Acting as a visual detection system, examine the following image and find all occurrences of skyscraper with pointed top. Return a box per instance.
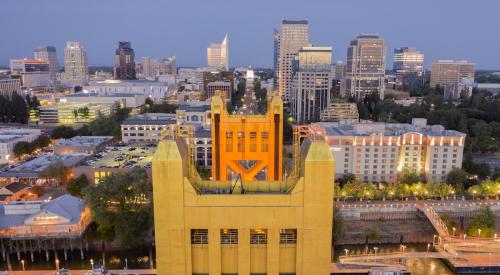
[207,34,229,70]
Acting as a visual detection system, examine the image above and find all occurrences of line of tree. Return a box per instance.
[0,93,29,123]
[12,134,50,159]
[254,80,268,114]
[142,98,178,114]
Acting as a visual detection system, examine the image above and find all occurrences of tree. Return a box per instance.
[51,126,77,139]
[446,169,468,193]
[401,171,420,184]
[33,134,50,149]
[39,161,69,186]
[83,168,153,247]
[332,205,343,245]
[467,207,496,237]
[13,141,33,158]
[67,174,89,197]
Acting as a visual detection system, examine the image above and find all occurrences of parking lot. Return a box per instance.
[82,145,156,169]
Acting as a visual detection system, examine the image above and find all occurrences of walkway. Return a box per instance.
[6,269,156,275]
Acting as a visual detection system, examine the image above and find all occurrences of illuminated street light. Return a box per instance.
[21,259,25,271]
[427,243,431,252]
[344,249,349,256]
[55,259,59,271]
[90,259,94,271]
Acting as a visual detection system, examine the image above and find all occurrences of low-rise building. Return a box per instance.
[60,92,147,108]
[175,101,211,126]
[10,59,51,88]
[320,103,359,123]
[121,113,176,144]
[206,81,232,100]
[38,102,113,125]
[311,118,465,183]
[0,195,90,239]
[83,79,169,100]
[54,136,114,155]
[0,128,42,164]
[0,153,87,185]
[0,182,33,203]
[72,145,155,185]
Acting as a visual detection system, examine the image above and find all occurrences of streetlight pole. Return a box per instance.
[55,259,59,271]
[478,229,481,239]
[21,259,25,271]
[125,258,128,270]
[90,259,94,271]
[452,227,456,237]
[344,249,349,257]
[427,243,431,253]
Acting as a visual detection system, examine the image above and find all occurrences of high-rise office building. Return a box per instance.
[393,47,424,76]
[273,28,280,89]
[334,61,347,80]
[207,34,229,70]
[430,60,475,88]
[159,56,176,76]
[34,46,59,85]
[114,42,136,80]
[291,46,333,123]
[152,95,334,275]
[140,57,159,79]
[345,34,386,100]
[63,41,89,87]
[277,20,309,101]
[10,59,51,88]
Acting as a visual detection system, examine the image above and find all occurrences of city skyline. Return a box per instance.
[1,0,500,69]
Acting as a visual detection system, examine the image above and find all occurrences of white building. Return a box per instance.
[207,34,229,70]
[60,92,147,108]
[0,128,41,164]
[83,79,169,100]
[175,101,211,126]
[63,41,89,87]
[10,59,51,88]
[311,118,465,183]
[121,113,176,144]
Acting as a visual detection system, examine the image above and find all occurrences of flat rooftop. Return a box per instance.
[64,92,144,98]
[315,121,466,137]
[122,113,176,125]
[81,145,156,169]
[0,153,87,178]
[55,136,113,148]
[178,102,211,112]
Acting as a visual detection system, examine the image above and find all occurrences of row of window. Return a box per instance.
[190,229,297,245]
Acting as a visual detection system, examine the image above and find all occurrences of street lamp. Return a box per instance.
[478,229,482,239]
[402,245,406,253]
[21,259,25,271]
[55,259,59,271]
[125,258,128,270]
[452,227,456,237]
[464,234,467,240]
[374,247,379,255]
[433,234,437,244]
[344,249,349,256]
[427,243,431,252]
[90,259,94,271]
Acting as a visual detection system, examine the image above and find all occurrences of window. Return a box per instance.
[280,229,297,244]
[221,229,238,244]
[237,132,245,152]
[250,229,267,244]
[261,131,269,152]
[191,229,208,244]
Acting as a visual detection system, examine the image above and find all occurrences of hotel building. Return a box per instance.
[309,118,465,183]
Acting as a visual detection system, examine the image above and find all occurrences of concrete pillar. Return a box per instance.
[208,228,221,275]
[238,228,250,275]
[267,228,279,275]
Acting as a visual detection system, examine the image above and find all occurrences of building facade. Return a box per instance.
[290,46,332,124]
[114,42,136,80]
[0,128,41,163]
[83,79,169,100]
[152,95,334,275]
[39,102,112,124]
[430,60,475,88]
[311,118,465,183]
[206,81,232,100]
[10,59,51,88]
[345,34,386,100]
[121,113,176,144]
[393,47,424,76]
[34,46,59,85]
[207,34,229,70]
[0,79,21,97]
[320,103,359,123]
[63,41,89,87]
[277,20,309,101]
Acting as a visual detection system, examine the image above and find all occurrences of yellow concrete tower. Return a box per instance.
[152,95,335,275]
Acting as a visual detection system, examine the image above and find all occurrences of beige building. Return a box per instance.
[277,20,309,101]
[311,118,465,183]
[430,60,475,88]
[345,34,386,100]
[63,41,89,87]
[0,79,21,97]
[320,103,359,123]
[207,34,229,70]
[206,81,232,100]
[121,113,176,144]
